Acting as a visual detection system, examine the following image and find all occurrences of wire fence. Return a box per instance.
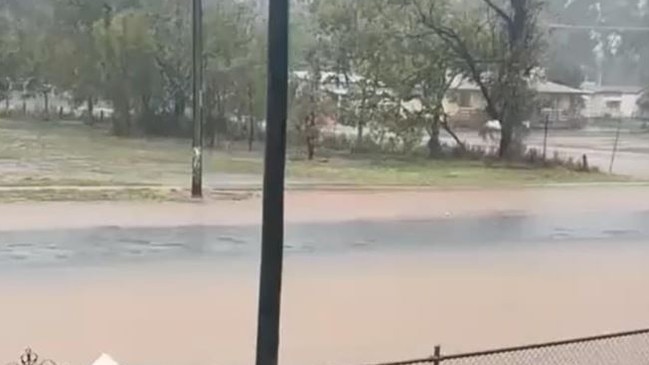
[364,329,649,365]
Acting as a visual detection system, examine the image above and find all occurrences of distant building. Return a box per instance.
[446,78,590,128]
[581,83,646,119]
[291,70,592,130]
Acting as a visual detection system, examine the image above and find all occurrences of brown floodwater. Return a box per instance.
[1,187,648,365]
[0,248,648,365]
[2,186,649,231]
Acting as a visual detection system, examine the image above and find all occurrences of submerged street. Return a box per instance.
[0,187,648,365]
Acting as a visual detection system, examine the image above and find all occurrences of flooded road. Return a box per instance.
[1,187,648,365]
[0,212,649,269]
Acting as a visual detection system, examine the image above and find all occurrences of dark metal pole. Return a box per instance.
[191,0,204,198]
[255,0,289,364]
[432,345,442,365]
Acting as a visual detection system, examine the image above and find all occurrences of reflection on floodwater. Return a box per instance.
[1,210,648,269]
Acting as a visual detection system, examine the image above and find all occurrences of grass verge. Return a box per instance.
[287,156,625,187]
[0,118,631,201]
[0,187,257,203]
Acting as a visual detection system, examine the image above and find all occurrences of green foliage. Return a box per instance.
[0,0,266,138]
[202,0,265,146]
[412,0,544,157]
[0,0,549,162]
[93,9,161,134]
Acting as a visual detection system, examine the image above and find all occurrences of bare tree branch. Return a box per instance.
[414,8,500,121]
[482,0,513,27]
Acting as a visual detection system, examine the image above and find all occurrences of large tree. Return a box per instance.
[311,0,393,150]
[413,0,544,157]
[0,9,18,110]
[93,9,161,135]
[149,0,192,133]
[49,0,109,122]
[382,1,464,156]
[203,0,258,147]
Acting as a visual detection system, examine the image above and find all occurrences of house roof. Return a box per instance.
[292,71,364,85]
[535,81,591,95]
[451,77,590,95]
[291,70,393,96]
[581,84,645,95]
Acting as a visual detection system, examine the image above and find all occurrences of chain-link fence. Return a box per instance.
[365,329,649,365]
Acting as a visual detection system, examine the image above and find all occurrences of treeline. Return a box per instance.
[2,0,646,158]
[0,0,266,146]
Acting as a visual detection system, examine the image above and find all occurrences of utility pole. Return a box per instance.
[255,0,289,364]
[191,0,204,198]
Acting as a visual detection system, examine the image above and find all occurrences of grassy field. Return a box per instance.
[289,157,624,186]
[0,118,626,199]
[0,119,262,187]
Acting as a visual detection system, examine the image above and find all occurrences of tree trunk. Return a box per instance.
[442,124,465,149]
[236,108,244,140]
[112,100,131,136]
[207,92,225,148]
[207,116,216,148]
[173,92,185,132]
[441,116,465,151]
[499,123,513,158]
[247,84,255,151]
[427,126,441,158]
[306,137,315,160]
[306,112,316,160]
[174,93,186,118]
[355,121,364,151]
[86,97,95,125]
[43,91,49,121]
[248,116,255,152]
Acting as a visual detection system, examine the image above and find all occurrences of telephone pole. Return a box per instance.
[191,0,204,198]
[254,0,289,363]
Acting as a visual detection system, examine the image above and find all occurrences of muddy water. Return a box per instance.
[1,250,649,365]
[0,212,648,268]
[3,186,649,231]
[1,188,649,365]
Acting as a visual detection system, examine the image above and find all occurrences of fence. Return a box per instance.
[364,329,649,365]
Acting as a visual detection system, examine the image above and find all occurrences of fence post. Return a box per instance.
[609,118,622,174]
[433,345,442,365]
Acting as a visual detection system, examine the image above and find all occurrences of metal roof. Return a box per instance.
[581,84,645,95]
[451,77,590,95]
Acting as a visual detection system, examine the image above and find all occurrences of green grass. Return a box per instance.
[287,156,623,187]
[0,118,626,201]
[0,118,263,187]
[0,186,257,202]
[0,188,172,202]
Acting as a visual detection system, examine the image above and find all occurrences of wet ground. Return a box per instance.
[447,127,649,178]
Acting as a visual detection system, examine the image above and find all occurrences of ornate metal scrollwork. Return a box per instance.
[7,348,56,365]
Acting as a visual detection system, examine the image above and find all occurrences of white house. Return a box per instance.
[446,78,591,128]
[581,83,645,119]
[291,70,592,130]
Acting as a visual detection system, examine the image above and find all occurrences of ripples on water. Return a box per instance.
[1,211,648,268]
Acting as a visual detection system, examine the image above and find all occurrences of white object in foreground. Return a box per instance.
[91,354,120,365]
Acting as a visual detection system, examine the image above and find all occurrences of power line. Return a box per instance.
[547,23,649,32]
